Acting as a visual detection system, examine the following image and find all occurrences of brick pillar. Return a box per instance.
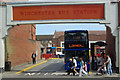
[106,26,116,68]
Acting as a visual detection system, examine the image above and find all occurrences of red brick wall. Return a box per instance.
[36,41,42,60]
[88,35,106,41]
[58,35,64,47]
[6,24,41,68]
[29,24,36,40]
[106,26,116,67]
[52,38,58,47]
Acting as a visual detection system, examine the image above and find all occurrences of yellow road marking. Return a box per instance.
[16,60,47,74]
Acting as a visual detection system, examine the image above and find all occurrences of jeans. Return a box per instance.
[107,64,112,75]
[79,66,88,77]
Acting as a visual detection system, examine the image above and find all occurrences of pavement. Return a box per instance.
[1,58,120,79]
[12,58,59,72]
[12,58,46,72]
[2,58,47,77]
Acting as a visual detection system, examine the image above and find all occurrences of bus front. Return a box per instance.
[64,30,89,71]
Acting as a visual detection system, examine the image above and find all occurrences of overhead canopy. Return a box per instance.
[95,41,107,46]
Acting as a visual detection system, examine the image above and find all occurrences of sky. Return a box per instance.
[28,0,106,35]
[36,23,106,35]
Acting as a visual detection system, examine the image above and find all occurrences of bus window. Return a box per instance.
[57,48,61,52]
[65,32,87,41]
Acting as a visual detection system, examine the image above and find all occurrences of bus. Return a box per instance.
[56,47,64,58]
[51,47,64,58]
[64,30,89,70]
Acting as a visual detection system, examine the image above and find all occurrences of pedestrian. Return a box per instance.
[98,55,104,68]
[72,57,78,74]
[101,50,105,58]
[84,62,88,73]
[79,58,88,77]
[67,58,75,76]
[31,52,36,64]
[94,56,99,70]
[87,61,90,73]
[104,54,112,75]
[103,63,107,74]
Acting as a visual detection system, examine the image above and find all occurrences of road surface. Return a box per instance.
[2,58,120,79]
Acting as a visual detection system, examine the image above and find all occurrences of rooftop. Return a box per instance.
[36,35,54,41]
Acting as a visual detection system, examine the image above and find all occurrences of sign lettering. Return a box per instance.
[69,44,84,48]
[13,4,104,21]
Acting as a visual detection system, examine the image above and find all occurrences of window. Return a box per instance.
[65,32,87,41]
[31,34,33,40]
[62,43,64,47]
[57,48,61,52]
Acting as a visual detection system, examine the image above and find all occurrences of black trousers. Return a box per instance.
[67,68,75,76]
[32,58,36,64]
[94,63,98,70]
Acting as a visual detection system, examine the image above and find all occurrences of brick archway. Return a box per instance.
[0,1,119,72]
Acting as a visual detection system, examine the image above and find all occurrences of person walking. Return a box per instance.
[94,56,99,70]
[84,62,88,74]
[67,58,75,76]
[101,50,105,58]
[104,55,112,75]
[72,57,78,74]
[31,52,36,64]
[103,63,107,74]
[98,55,104,68]
[79,58,88,77]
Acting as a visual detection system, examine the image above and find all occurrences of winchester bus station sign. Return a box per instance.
[6,2,110,25]
[13,4,104,21]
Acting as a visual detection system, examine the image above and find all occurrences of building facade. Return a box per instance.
[52,31,64,47]
[106,26,116,68]
[5,24,41,68]
[36,35,53,54]
[88,31,106,48]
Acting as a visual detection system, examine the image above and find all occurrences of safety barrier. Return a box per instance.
[42,54,57,60]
